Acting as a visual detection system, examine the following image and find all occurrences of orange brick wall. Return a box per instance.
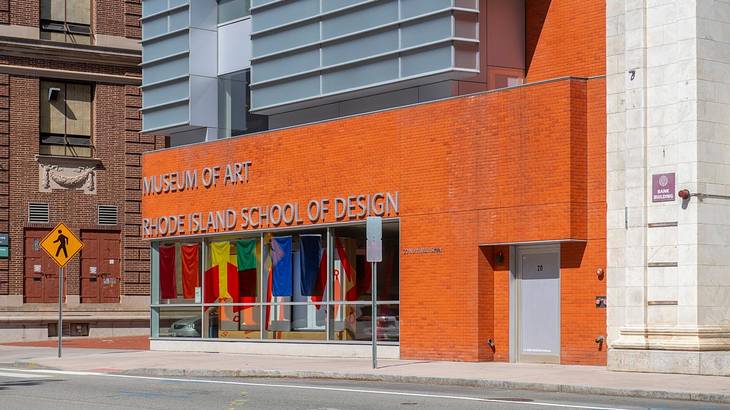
[525,0,606,82]
[559,77,607,364]
[142,78,606,364]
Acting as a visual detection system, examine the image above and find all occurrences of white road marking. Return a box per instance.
[0,368,625,410]
[0,370,50,379]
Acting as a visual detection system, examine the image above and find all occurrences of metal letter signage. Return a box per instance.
[652,173,675,202]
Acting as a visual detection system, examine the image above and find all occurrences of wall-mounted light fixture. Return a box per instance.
[495,250,504,265]
[678,189,730,201]
[596,268,604,280]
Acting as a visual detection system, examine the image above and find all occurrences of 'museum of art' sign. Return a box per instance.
[141,160,399,238]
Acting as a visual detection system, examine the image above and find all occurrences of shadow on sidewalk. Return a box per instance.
[376,361,434,369]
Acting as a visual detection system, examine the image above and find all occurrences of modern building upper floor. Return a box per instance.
[140,0,606,145]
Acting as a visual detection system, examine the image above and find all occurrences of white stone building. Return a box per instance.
[608,0,730,375]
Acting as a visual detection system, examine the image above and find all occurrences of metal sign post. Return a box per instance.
[371,261,377,368]
[39,222,84,360]
[366,217,382,369]
[58,266,63,358]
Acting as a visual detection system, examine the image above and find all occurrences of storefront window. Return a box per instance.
[152,307,201,338]
[204,304,261,340]
[330,303,400,342]
[156,241,202,305]
[333,225,399,302]
[204,236,261,305]
[151,221,399,343]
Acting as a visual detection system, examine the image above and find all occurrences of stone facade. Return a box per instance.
[0,0,163,341]
[607,0,730,375]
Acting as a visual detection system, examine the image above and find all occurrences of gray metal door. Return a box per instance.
[517,248,560,363]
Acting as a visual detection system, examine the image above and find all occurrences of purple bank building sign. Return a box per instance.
[652,173,675,202]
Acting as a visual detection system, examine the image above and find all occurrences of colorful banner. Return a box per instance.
[210,241,233,300]
[159,245,177,299]
[203,265,218,307]
[271,236,292,297]
[180,244,199,299]
[236,239,258,298]
[299,234,322,296]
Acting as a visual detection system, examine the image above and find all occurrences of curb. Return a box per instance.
[115,367,730,404]
[12,360,730,404]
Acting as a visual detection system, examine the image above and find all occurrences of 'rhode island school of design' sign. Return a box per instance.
[652,173,675,202]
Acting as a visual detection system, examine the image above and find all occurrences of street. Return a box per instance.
[0,366,727,410]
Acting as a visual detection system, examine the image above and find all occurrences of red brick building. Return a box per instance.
[140,1,607,364]
[0,0,162,340]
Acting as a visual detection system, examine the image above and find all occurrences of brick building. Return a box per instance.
[0,0,163,340]
[138,0,609,365]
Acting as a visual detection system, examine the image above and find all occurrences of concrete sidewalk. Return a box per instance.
[1,335,149,350]
[3,345,730,404]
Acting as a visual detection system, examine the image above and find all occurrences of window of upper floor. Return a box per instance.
[40,81,93,158]
[40,0,92,45]
[218,0,250,25]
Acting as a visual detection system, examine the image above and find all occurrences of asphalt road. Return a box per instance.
[0,366,727,410]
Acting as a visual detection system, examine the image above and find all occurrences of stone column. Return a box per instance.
[607,0,730,375]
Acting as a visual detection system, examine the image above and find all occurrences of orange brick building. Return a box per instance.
[141,0,606,365]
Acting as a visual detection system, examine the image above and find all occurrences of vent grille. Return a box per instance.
[98,205,118,225]
[28,203,50,224]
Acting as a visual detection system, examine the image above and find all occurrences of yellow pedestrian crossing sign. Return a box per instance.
[40,222,83,267]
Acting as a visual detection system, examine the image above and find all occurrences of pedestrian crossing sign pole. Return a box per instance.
[40,222,84,358]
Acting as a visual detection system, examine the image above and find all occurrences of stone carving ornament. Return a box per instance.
[42,164,96,192]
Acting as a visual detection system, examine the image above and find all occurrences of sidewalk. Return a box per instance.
[1,335,149,350]
[3,345,730,404]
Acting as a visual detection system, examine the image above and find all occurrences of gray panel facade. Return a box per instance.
[140,0,525,137]
[249,0,480,114]
[140,0,218,134]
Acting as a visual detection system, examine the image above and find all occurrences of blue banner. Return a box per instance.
[299,234,322,296]
[271,236,292,297]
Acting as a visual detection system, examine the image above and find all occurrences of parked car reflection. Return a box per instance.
[169,316,201,337]
[354,305,399,341]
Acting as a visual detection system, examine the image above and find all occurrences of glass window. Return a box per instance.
[40,0,91,44]
[330,303,399,342]
[204,304,261,339]
[218,0,250,24]
[333,223,399,302]
[39,81,93,158]
[157,242,202,304]
[260,231,328,340]
[204,235,262,305]
[151,222,399,343]
[218,70,268,138]
[201,234,263,340]
[153,307,202,338]
[218,75,247,138]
